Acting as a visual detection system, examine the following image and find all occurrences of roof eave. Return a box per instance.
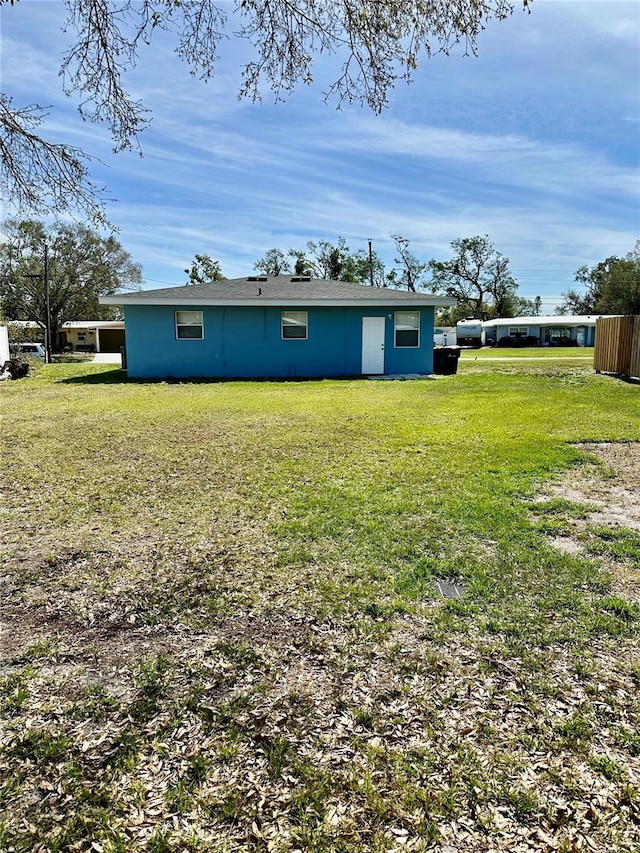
[482,314,607,327]
[100,296,456,308]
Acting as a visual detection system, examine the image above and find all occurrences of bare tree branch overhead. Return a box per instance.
[0,96,112,228]
[2,0,531,225]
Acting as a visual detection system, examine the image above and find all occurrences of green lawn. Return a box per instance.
[460,346,594,359]
[1,361,638,852]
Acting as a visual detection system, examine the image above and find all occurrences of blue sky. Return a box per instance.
[2,1,638,311]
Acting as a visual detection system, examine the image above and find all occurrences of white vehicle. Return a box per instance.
[456,319,484,348]
[14,342,46,358]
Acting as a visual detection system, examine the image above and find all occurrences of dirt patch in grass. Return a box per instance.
[535,442,640,602]
[550,442,640,531]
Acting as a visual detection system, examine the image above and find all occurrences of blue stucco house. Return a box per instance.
[101,276,454,380]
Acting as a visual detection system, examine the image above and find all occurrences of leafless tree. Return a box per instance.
[391,235,428,292]
[429,235,518,318]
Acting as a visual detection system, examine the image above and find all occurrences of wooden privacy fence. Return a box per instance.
[594,315,640,379]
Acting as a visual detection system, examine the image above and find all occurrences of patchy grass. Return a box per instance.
[1,360,639,852]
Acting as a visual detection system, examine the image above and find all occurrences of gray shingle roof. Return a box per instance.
[102,276,454,307]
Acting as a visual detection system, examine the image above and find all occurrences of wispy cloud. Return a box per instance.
[1,0,638,310]
[329,118,637,200]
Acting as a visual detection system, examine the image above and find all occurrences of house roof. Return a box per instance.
[482,314,618,328]
[100,276,455,308]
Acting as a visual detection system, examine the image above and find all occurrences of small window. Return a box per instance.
[395,311,420,347]
[509,326,529,337]
[282,311,308,339]
[176,310,203,339]
[548,326,572,344]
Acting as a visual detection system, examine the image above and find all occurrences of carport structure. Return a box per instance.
[58,321,125,353]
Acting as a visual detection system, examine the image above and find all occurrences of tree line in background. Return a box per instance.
[0,219,141,351]
[2,219,638,351]
[189,234,640,322]
[187,234,537,324]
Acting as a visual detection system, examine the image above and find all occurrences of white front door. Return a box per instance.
[361,316,385,374]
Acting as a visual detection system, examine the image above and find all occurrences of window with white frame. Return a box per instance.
[281,311,308,339]
[395,311,420,347]
[175,310,203,339]
[509,326,529,337]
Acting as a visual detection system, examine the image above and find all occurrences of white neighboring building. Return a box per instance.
[0,326,10,363]
[482,315,611,347]
[434,326,457,346]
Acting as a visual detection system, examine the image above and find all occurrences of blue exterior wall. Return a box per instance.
[123,304,436,379]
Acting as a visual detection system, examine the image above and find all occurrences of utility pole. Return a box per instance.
[44,242,52,364]
[368,240,374,287]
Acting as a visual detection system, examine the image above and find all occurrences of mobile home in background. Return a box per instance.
[456,318,485,348]
[482,316,603,348]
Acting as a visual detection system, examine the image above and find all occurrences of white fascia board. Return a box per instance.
[484,315,602,328]
[100,296,456,308]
